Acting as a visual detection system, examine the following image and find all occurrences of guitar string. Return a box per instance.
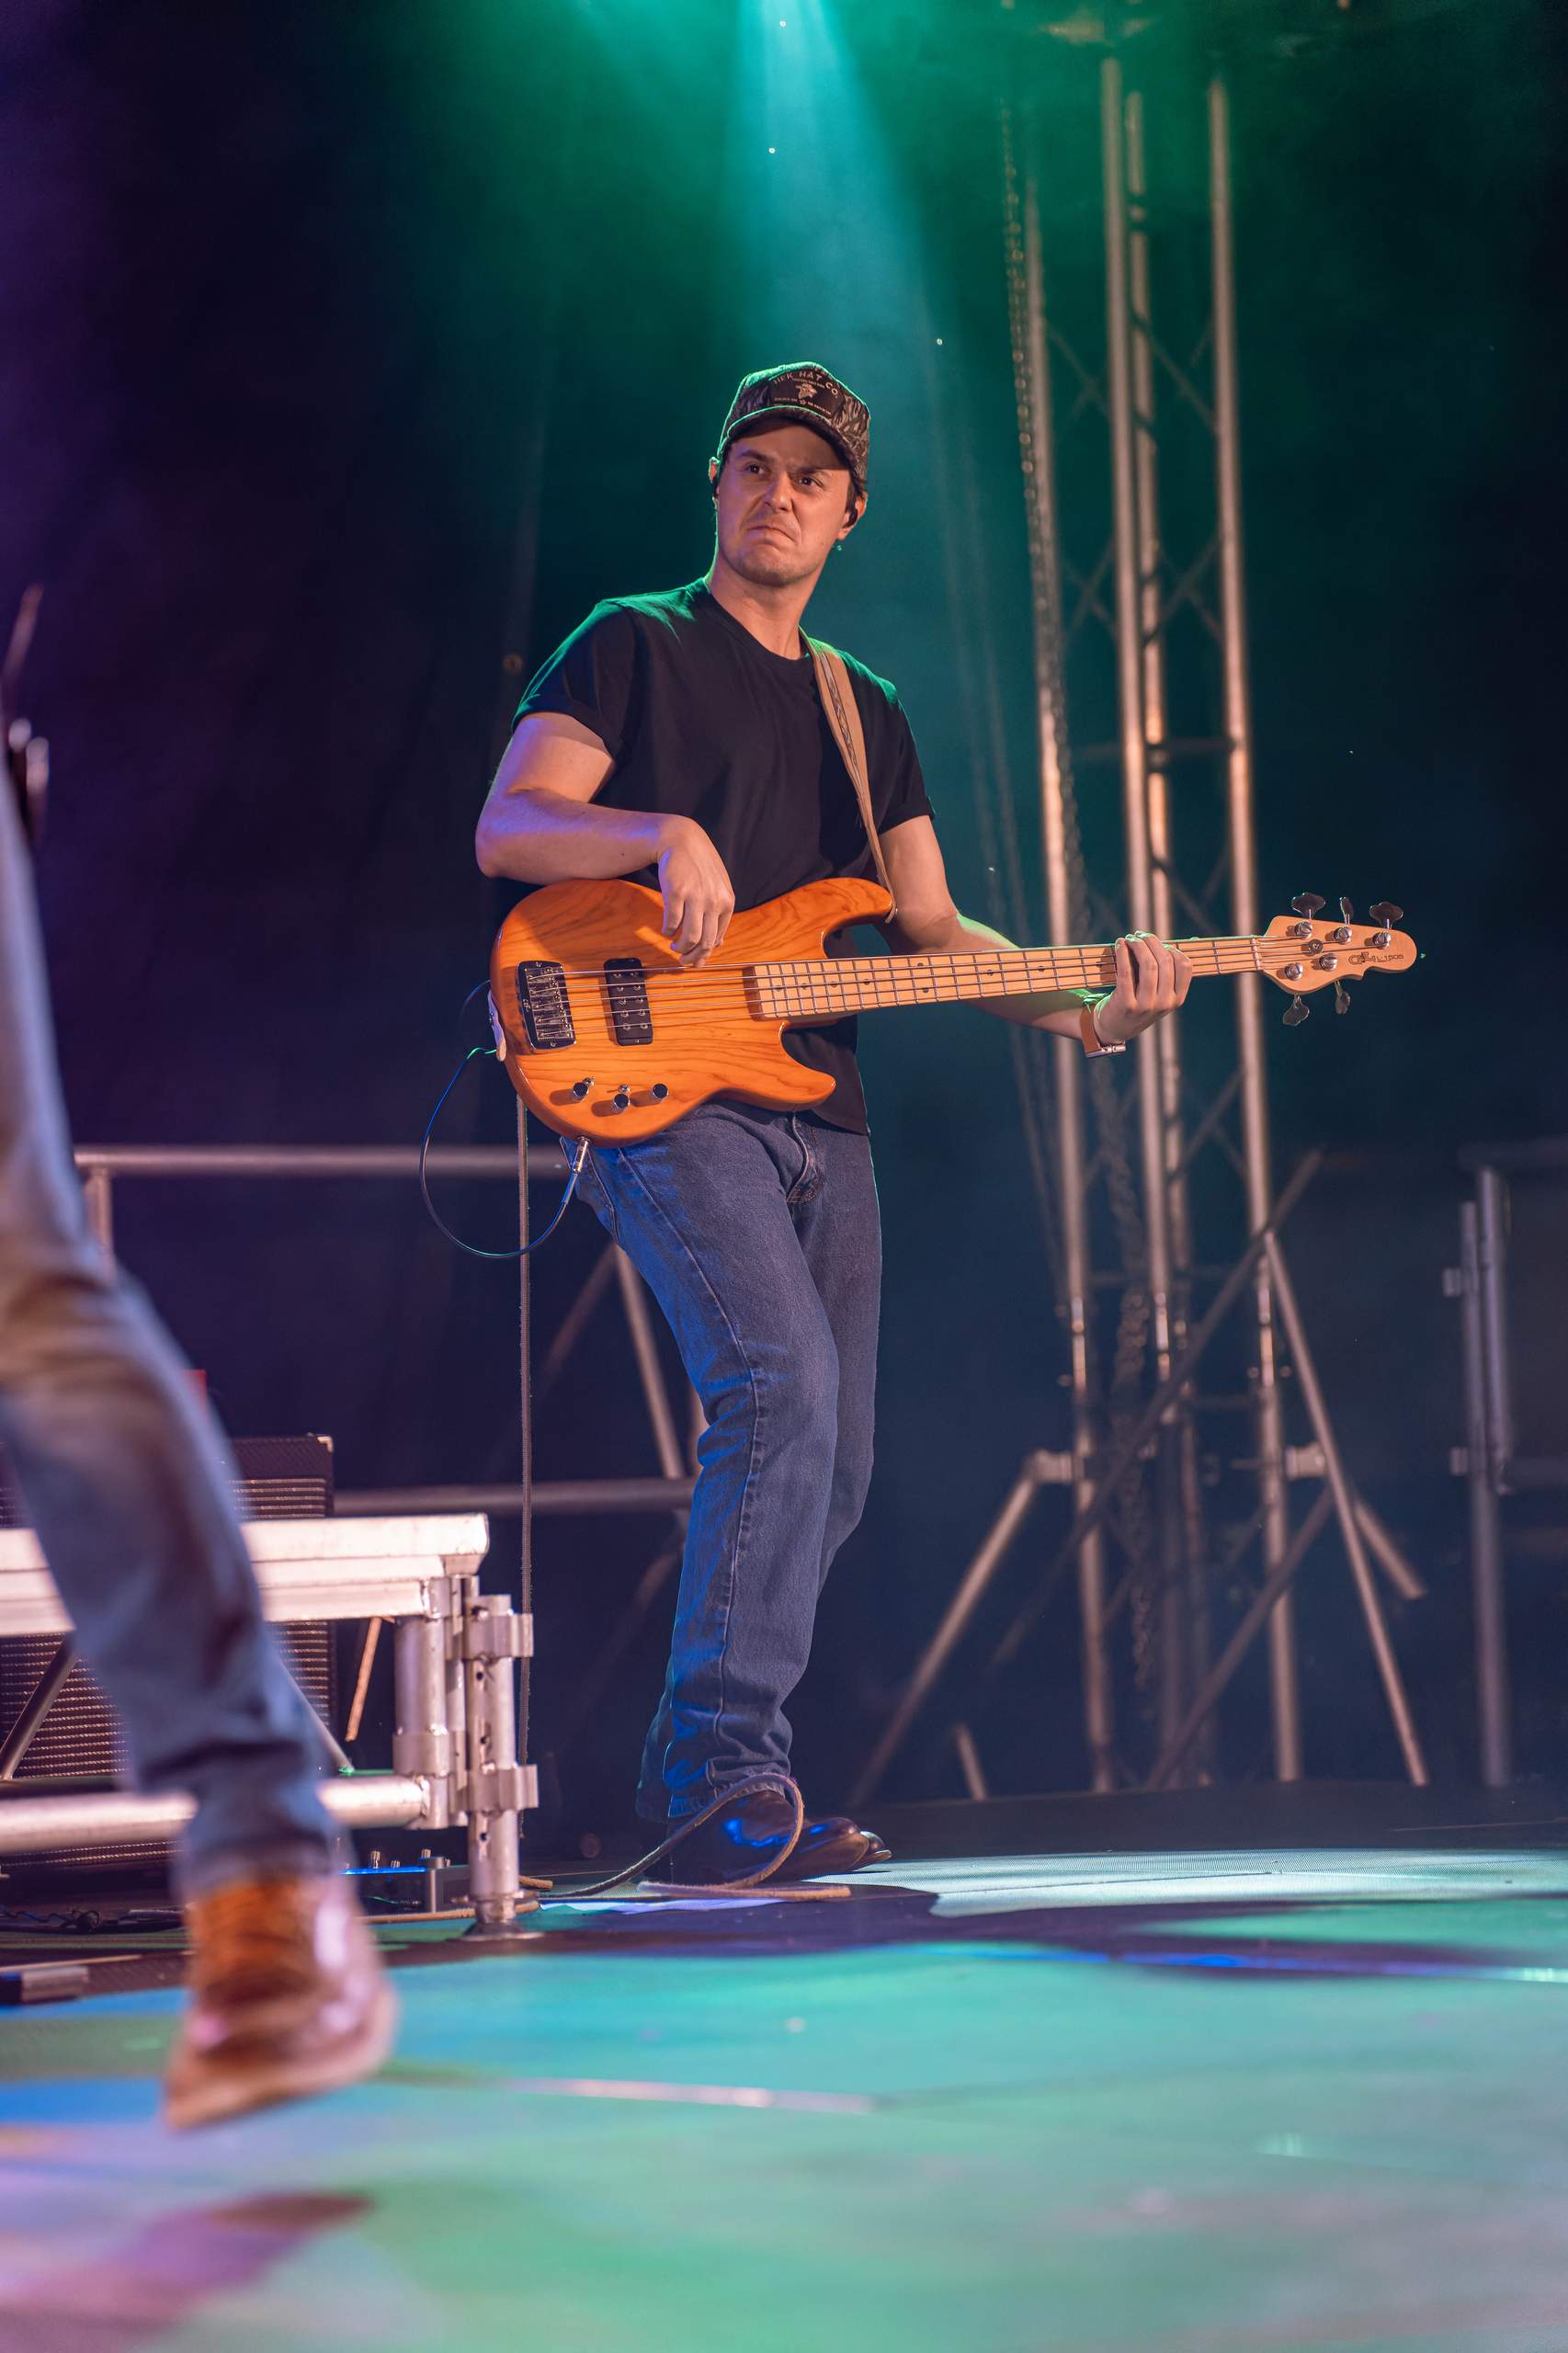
[516,946,1293,994]
[508,963,1328,1016]
[530,939,1271,976]
[506,962,1311,1019]
[507,990,1348,1033]
[500,941,1387,1046]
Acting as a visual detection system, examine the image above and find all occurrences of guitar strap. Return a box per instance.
[806,636,895,913]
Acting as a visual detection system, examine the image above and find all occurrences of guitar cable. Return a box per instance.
[551,1773,807,1899]
[341,1778,810,1915]
[418,987,588,1261]
[418,995,820,1896]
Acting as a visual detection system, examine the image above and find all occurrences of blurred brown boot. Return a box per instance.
[164,1872,396,2131]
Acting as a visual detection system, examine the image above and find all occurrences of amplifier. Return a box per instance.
[0,1436,337,1874]
[0,1432,334,1529]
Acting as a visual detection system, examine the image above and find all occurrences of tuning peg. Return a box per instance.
[1368,902,1403,927]
[1283,995,1310,1027]
[1334,980,1351,1015]
[1325,892,1358,945]
[1290,892,1325,918]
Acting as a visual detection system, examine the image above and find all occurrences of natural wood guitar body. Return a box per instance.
[490,875,893,1142]
[490,875,1416,1144]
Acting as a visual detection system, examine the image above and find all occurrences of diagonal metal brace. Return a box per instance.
[1145,1487,1335,1791]
[848,1156,1322,1809]
[987,1152,1321,1676]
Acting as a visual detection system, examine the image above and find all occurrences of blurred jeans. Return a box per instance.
[0,774,332,1894]
[576,1101,881,1820]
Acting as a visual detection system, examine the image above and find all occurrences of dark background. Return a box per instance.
[4,0,1564,1835]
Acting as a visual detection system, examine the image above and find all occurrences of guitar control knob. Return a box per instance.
[611,1086,631,1112]
[570,1077,594,1100]
[650,1083,669,1102]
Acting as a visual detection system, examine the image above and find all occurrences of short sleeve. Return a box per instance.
[870,690,934,835]
[514,601,640,759]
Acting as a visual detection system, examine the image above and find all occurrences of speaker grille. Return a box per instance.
[0,1432,334,1529]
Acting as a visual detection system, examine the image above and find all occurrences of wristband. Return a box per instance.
[1080,997,1127,1058]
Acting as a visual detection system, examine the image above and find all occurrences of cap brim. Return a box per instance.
[722,405,864,488]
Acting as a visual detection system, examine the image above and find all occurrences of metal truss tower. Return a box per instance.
[1035,52,1298,1779]
[854,23,1429,1807]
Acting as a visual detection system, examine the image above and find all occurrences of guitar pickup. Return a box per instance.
[514,961,574,1050]
[604,959,653,1046]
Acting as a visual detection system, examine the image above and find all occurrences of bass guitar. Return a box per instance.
[490,875,1415,1142]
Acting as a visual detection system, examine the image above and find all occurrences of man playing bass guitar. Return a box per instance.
[475,364,1192,1882]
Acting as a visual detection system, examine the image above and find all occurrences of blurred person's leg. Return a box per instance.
[0,775,392,2123]
[0,773,329,1887]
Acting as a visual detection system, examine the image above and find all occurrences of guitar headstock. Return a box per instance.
[1262,897,1415,1024]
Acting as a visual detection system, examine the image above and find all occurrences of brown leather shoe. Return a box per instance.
[164,1872,396,2131]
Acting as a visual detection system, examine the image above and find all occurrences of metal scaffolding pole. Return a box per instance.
[1102,59,1176,1401]
[1017,137,1116,1792]
[1110,69,1199,1757]
[1127,88,1193,1298]
[1130,94,1212,1763]
[1209,74,1301,1778]
[1459,1181,1511,1786]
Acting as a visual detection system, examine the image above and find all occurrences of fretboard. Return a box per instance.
[751,938,1262,1021]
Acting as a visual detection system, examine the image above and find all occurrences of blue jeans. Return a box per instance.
[577,1102,881,1821]
[0,775,333,1895]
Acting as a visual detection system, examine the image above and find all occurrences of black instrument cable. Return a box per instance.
[417,997,812,1899]
[336,1778,808,1915]
[560,1774,806,1898]
[418,985,587,1261]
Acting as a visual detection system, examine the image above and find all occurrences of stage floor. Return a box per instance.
[6,1838,1568,2350]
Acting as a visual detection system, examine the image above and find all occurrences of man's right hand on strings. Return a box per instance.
[657,819,734,966]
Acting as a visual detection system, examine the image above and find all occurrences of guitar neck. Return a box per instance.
[754,938,1260,1019]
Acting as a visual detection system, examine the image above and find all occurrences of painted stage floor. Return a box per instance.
[6,1843,1568,2351]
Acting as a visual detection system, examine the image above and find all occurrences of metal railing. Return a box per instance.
[72,1143,695,1523]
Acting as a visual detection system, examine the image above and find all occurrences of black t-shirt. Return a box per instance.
[513,580,933,1130]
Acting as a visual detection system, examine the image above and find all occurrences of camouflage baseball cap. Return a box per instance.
[717,362,869,495]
